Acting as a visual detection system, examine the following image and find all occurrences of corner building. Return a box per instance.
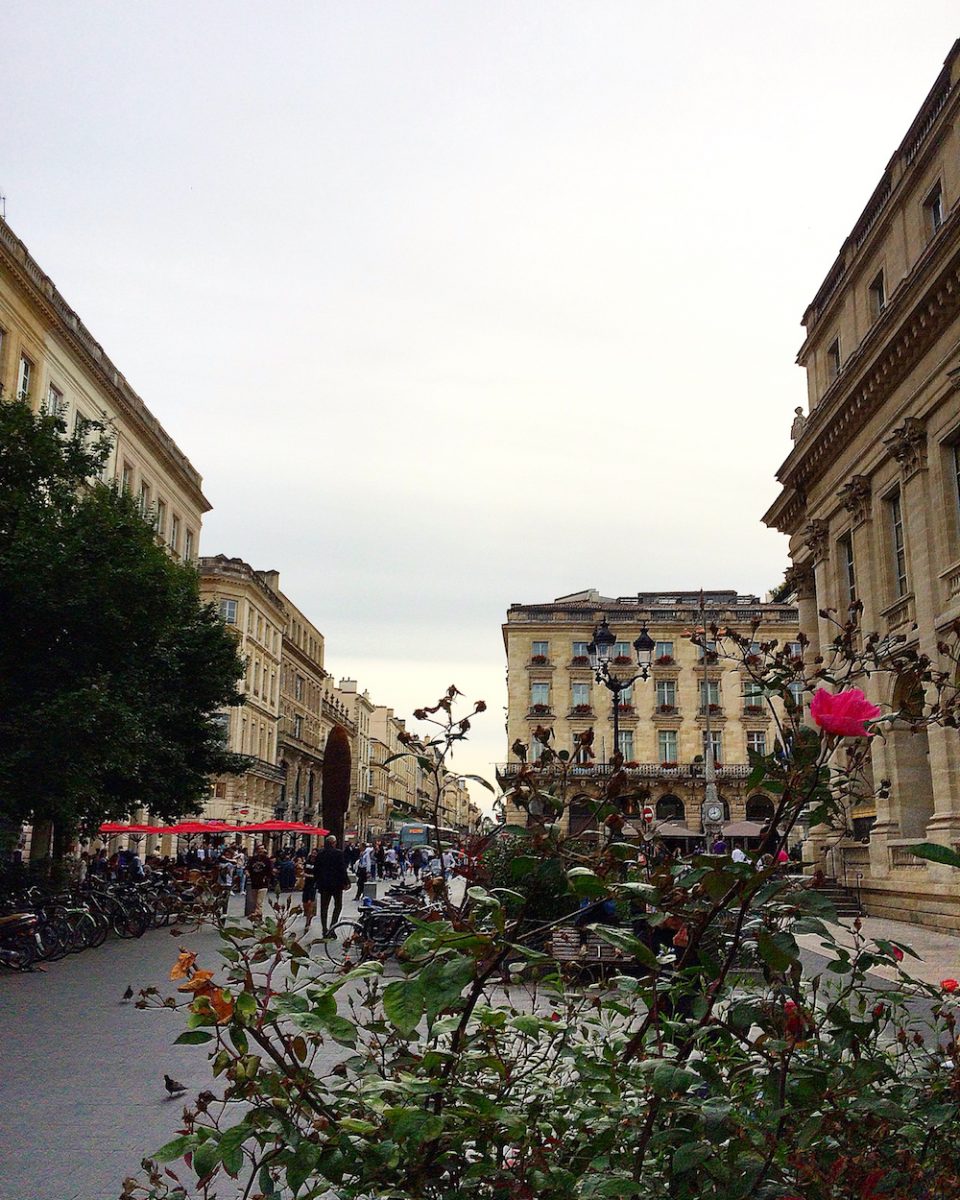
[0,217,208,561]
[764,40,960,928]
[499,590,798,840]
[199,556,286,830]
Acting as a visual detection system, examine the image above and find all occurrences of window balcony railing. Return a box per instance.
[571,656,590,667]
[496,761,751,781]
[698,704,724,717]
[654,655,675,667]
[530,654,549,665]
[569,705,594,717]
[527,704,553,717]
[655,703,677,715]
[742,704,766,717]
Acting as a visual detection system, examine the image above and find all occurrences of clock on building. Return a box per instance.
[704,801,724,824]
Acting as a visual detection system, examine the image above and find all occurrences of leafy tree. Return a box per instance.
[0,399,247,855]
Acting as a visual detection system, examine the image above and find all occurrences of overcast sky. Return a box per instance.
[4,3,958,806]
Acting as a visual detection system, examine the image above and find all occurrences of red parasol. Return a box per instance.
[241,820,328,835]
[98,822,167,834]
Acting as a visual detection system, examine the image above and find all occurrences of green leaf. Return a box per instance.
[152,1134,196,1164]
[192,1138,219,1180]
[673,1142,712,1173]
[462,773,495,792]
[422,956,473,1023]
[286,1143,320,1194]
[509,855,540,880]
[383,978,424,1037]
[757,929,799,972]
[567,868,608,898]
[650,1063,700,1095]
[259,1163,280,1197]
[907,842,960,869]
[509,1014,543,1036]
[235,990,257,1021]
[174,1029,213,1045]
[591,925,659,969]
[746,760,766,789]
[340,1118,379,1134]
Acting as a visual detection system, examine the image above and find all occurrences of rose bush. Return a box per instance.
[123,619,960,1199]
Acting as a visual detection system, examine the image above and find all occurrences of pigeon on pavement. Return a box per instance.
[164,1074,187,1097]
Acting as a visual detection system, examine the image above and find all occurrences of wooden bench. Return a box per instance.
[548,925,622,965]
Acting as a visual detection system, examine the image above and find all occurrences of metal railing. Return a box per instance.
[496,761,751,780]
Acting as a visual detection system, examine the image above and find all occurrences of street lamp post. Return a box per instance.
[588,619,656,762]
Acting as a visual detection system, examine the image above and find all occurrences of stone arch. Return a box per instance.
[321,725,352,842]
[745,794,775,824]
[887,673,934,838]
[656,793,685,822]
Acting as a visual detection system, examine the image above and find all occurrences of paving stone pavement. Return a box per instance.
[795,911,960,987]
[0,890,358,1200]
[3,879,953,1200]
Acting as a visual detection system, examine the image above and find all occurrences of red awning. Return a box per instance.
[98,819,329,836]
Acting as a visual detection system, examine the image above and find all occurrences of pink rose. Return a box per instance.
[809,688,882,737]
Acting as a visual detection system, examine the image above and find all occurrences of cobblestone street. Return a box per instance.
[1,886,953,1200]
[0,893,357,1200]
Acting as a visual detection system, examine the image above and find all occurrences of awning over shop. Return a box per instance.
[722,821,765,838]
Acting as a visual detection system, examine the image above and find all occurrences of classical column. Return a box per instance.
[883,418,960,870]
[784,559,819,662]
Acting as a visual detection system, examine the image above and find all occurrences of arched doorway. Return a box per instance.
[745,794,775,824]
[888,675,934,839]
[656,794,685,822]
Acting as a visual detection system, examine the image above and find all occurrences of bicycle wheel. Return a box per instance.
[87,910,109,948]
[36,913,71,961]
[70,911,98,952]
[324,921,364,966]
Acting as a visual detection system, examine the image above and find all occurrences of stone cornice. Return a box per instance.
[198,555,286,614]
[0,217,211,512]
[764,234,960,534]
[799,42,959,340]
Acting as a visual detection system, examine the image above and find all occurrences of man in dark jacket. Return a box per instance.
[314,835,350,938]
[245,845,275,920]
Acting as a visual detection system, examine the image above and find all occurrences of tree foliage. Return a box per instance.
[0,399,247,842]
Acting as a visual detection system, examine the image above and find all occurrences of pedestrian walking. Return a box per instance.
[245,845,274,919]
[410,846,423,880]
[314,835,350,938]
[302,848,318,927]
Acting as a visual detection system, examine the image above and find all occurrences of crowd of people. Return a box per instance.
[78,835,464,931]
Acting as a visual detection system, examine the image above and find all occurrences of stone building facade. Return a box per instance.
[259,574,330,829]
[499,590,799,839]
[0,216,210,860]
[0,216,208,562]
[764,40,960,929]
[334,679,376,841]
[199,557,286,830]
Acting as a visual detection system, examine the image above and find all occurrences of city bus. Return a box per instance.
[396,822,457,850]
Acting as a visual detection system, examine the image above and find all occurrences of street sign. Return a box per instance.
[641,805,654,823]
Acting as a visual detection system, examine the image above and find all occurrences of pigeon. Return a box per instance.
[121,984,134,1001]
[164,1074,187,1097]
